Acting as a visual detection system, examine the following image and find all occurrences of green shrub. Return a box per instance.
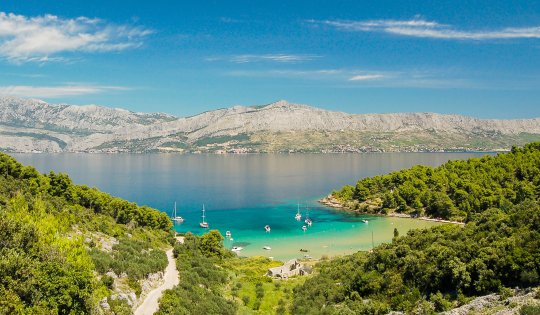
[127,277,142,297]
[101,275,114,289]
[253,299,261,310]
[108,298,132,315]
[520,304,540,315]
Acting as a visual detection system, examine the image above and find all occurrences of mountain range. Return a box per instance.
[1,96,539,153]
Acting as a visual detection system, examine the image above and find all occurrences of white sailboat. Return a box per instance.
[305,207,313,227]
[172,202,184,223]
[295,203,302,221]
[200,204,209,228]
[264,225,271,232]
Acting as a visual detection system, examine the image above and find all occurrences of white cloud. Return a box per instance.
[208,54,320,63]
[226,68,476,88]
[349,74,384,81]
[0,12,152,63]
[309,18,540,40]
[227,69,343,78]
[0,85,129,98]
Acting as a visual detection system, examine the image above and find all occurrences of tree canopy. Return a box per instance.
[332,143,540,221]
[0,152,173,313]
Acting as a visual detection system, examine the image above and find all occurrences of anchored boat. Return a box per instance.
[295,203,302,221]
[305,207,313,226]
[171,201,184,223]
[199,204,209,228]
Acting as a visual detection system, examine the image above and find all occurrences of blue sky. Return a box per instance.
[0,0,540,118]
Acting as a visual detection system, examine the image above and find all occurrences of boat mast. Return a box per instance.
[174,201,177,218]
[202,204,206,224]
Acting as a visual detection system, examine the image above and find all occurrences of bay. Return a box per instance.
[12,152,489,260]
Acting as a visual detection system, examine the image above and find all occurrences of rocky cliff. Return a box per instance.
[1,97,539,153]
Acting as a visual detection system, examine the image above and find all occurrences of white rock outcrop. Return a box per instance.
[1,96,539,153]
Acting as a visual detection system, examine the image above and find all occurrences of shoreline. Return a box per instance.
[5,150,504,155]
[319,195,465,226]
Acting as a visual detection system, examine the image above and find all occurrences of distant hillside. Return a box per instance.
[1,97,540,153]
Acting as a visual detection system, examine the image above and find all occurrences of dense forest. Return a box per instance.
[293,143,540,314]
[0,152,173,314]
[292,201,540,313]
[332,143,540,221]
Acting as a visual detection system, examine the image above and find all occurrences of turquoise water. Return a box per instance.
[12,152,489,260]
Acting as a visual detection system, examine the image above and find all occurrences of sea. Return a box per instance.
[12,152,490,261]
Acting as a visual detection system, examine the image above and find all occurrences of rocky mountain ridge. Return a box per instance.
[1,96,539,153]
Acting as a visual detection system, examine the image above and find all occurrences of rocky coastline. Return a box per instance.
[319,194,465,225]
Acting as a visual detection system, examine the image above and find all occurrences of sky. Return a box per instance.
[0,0,540,118]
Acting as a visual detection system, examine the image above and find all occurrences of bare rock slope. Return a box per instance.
[1,97,539,153]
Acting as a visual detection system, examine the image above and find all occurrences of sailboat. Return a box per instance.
[264,225,271,232]
[295,203,302,221]
[200,204,209,228]
[305,207,313,227]
[172,202,184,223]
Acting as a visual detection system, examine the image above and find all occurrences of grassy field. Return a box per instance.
[223,256,306,314]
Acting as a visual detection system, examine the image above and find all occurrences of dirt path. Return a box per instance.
[134,248,178,315]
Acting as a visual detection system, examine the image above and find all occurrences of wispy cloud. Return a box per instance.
[0,12,152,63]
[207,54,320,63]
[226,68,477,88]
[308,17,540,40]
[349,74,385,81]
[227,69,344,78]
[219,17,243,24]
[0,85,129,98]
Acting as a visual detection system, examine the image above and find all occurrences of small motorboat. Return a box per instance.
[303,255,313,259]
[263,246,271,250]
[264,225,271,232]
[232,246,243,252]
[362,219,369,224]
[225,231,232,238]
[302,225,307,232]
[300,249,309,252]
